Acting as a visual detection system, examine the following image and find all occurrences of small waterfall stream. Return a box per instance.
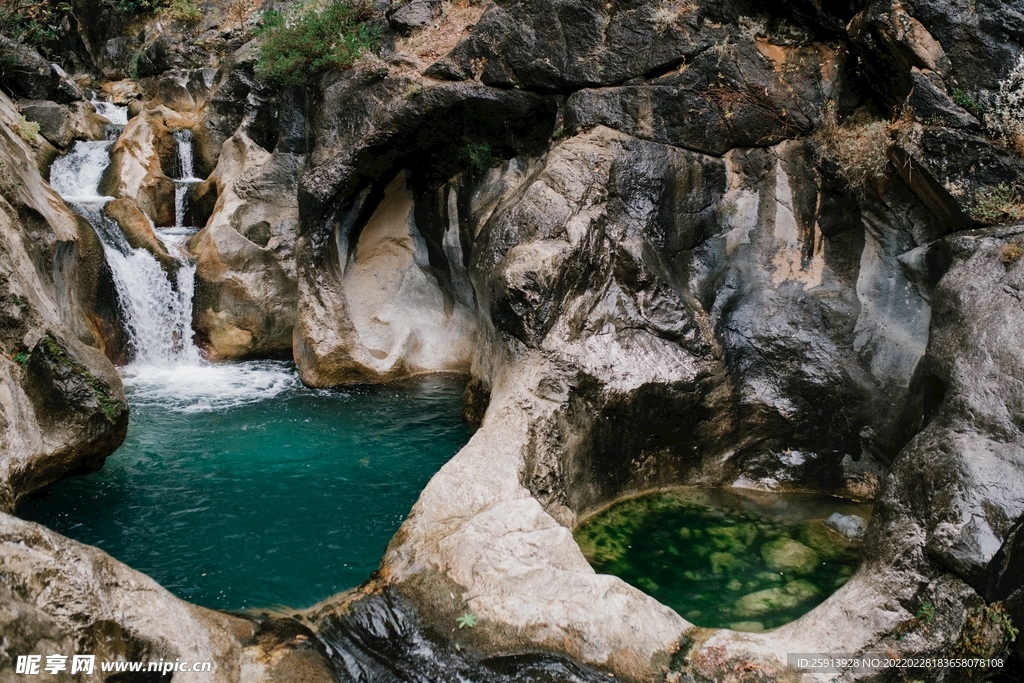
[50,109,200,366]
[51,101,295,409]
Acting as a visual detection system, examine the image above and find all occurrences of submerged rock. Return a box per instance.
[825,513,868,541]
[733,580,820,618]
[761,538,820,575]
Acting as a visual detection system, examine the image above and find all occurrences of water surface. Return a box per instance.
[21,363,469,611]
[574,488,869,631]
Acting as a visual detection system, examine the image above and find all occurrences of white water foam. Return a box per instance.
[50,140,115,202]
[51,118,298,412]
[123,360,300,413]
[92,100,128,126]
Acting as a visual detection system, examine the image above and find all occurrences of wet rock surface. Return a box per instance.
[0,92,127,512]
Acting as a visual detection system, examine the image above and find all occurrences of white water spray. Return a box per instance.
[50,105,297,411]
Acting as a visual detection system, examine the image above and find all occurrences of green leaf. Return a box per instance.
[456,612,477,629]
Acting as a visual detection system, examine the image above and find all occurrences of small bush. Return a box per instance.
[952,88,983,117]
[13,115,39,142]
[818,103,891,191]
[255,0,380,87]
[984,55,1024,156]
[970,183,1024,225]
[161,0,203,23]
[463,138,501,174]
[1001,243,1024,264]
[0,0,67,53]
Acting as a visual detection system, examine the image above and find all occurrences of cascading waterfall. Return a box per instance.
[172,129,202,234]
[51,101,296,410]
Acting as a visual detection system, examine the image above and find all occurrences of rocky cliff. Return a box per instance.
[2,0,1023,680]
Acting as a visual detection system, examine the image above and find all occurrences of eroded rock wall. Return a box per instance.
[0,92,128,513]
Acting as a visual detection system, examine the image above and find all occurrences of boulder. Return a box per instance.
[100,107,188,227]
[761,537,820,574]
[17,100,108,151]
[190,134,302,358]
[825,513,868,541]
[732,580,820,617]
[387,0,439,34]
[103,197,178,275]
[0,35,84,104]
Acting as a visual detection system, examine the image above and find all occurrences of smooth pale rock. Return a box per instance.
[0,91,128,510]
[103,197,178,275]
[294,172,478,384]
[732,580,820,618]
[101,107,190,227]
[0,514,336,683]
[190,133,301,358]
[761,538,820,575]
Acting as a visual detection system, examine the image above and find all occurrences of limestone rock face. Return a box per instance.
[0,514,336,683]
[101,107,189,227]
[295,75,555,385]
[190,134,302,358]
[103,197,179,276]
[0,92,128,511]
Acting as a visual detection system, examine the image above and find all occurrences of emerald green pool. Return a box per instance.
[574,489,869,632]
[19,361,469,611]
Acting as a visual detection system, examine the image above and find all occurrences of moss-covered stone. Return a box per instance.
[761,537,820,575]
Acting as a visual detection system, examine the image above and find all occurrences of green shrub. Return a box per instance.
[255,0,380,87]
[162,0,203,23]
[463,138,501,174]
[0,0,67,52]
[971,183,1024,224]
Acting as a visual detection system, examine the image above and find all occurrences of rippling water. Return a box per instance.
[20,363,470,611]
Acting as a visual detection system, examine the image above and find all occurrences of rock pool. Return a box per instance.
[19,362,469,611]
[573,488,870,631]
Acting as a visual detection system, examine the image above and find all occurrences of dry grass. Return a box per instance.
[12,115,38,143]
[395,0,486,66]
[818,102,891,191]
[984,55,1024,157]
[1001,243,1024,264]
[971,183,1024,225]
[652,1,697,34]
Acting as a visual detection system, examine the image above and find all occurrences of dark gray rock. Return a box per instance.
[423,0,741,90]
[387,0,438,34]
[17,100,108,151]
[891,124,1024,229]
[0,35,84,103]
[565,37,848,154]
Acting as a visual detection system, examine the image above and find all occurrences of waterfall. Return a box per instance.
[50,102,297,411]
[49,107,200,366]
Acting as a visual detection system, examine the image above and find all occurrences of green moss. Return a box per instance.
[40,335,123,421]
